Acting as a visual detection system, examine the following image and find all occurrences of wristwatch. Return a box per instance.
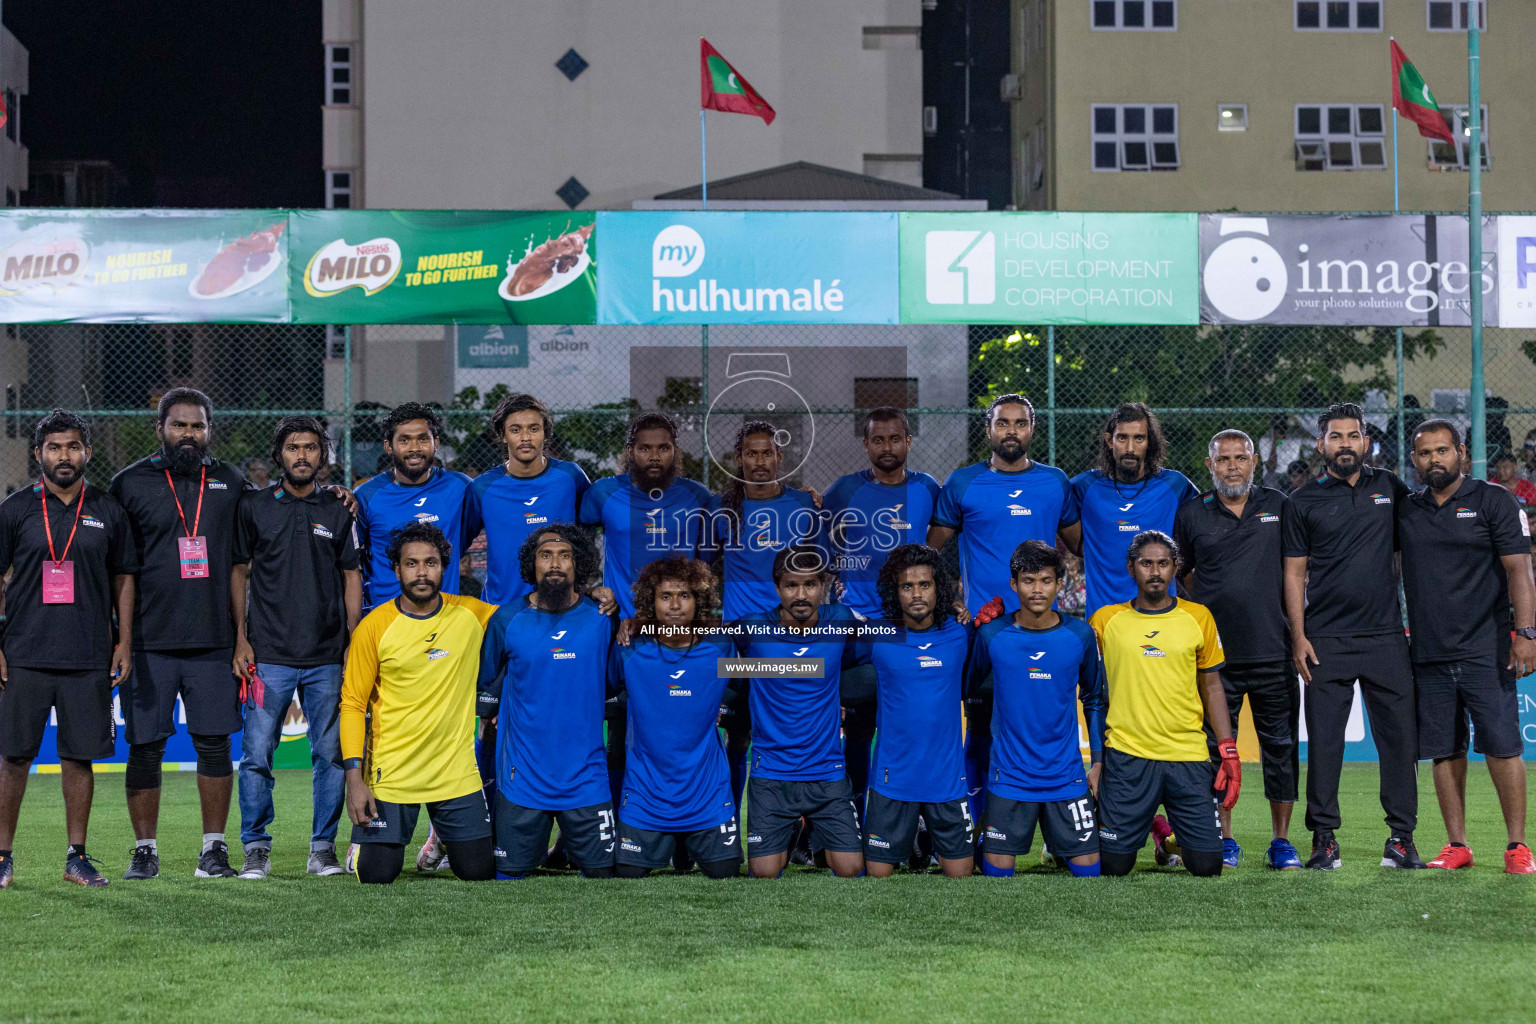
[1515,627,1536,641]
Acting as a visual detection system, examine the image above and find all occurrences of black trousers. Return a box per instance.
[1205,660,1300,803]
[1303,634,1418,837]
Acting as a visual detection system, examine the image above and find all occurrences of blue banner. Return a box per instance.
[596,211,899,325]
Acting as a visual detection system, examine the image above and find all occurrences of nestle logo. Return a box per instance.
[355,244,391,256]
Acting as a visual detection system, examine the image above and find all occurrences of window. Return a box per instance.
[325,45,352,105]
[1218,103,1248,131]
[1295,1,1381,30]
[1427,1,1485,30]
[325,170,353,209]
[325,326,348,360]
[1092,0,1176,30]
[1429,105,1490,171]
[1294,104,1386,171]
[1091,104,1179,172]
[3,89,15,142]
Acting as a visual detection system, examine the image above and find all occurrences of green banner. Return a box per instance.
[288,209,597,324]
[899,212,1199,325]
[0,209,289,323]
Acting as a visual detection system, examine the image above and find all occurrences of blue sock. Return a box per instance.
[1067,859,1101,877]
[980,859,1014,878]
[495,872,527,881]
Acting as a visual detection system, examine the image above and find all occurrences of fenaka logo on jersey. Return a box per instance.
[413,511,441,524]
[207,480,228,490]
[883,504,912,530]
[1140,644,1166,658]
[1028,665,1051,680]
[644,508,667,535]
[311,522,334,538]
[917,654,944,669]
[523,509,549,525]
[1007,503,1033,517]
[1371,492,1391,505]
[1456,505,1477,518]
[667,681,693,697]
[80,514,105,530]
[1116,519,1140,532]
[1260,513,1280,523]
[550,647,576,660]
[304,236,403,297]
[426,647,449,661]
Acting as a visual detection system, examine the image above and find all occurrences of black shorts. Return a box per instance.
[615,816,743,869]
[863,788,974,863]
[0,666,115,761]
[1097,748,1221,856]
[1416,659,1523,760]
[123,648,242,745]
[982,792,1099,857]
[350,790,492,846]
[493,792,615,875]
[1206,660,1301,803]
[745,776,862,857]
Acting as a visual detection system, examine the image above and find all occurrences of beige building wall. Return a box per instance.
[1023,0,1534,212]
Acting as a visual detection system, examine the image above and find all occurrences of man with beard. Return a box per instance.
[1283,402,1422,870]
[477,525,616,878]
[0,410,136,889]
[340,522,498,884]
[230,417,363,879]
[1174,430,1302,870]
[109,388,251,880]
[1398,419,1536,874]
[1071,403,1197,619]
[354,403,481,611]
[1091,532,1236,878]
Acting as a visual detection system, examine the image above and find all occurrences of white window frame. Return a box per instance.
[1294,103,1387,171]
[325,170,353,209]
[1429,104,1490,171]
[1091,0,1177,31]
[1294,1,1382,31]
[1091,103,1179,172]
[1218,103,1248,132]
[1426,0,1485,31]
[325,44,352,106]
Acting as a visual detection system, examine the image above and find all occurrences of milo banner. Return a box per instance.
[288,209,597,324]
[898,211,1199,325]
[0,209,289,323]
[1200,213,1498,326]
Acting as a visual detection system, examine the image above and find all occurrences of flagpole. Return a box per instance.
[699,105,710,487]
[700,108,708,211]
[1392,62,1405,472]
[1467,17,1485,477]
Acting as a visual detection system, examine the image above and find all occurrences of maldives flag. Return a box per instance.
[700,38,776,125]
[1390,39,1455,145]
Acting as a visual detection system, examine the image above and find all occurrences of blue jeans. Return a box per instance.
[237,663,344,848]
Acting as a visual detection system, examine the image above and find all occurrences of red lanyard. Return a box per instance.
[164,466,206,538]
[40,480,85,566]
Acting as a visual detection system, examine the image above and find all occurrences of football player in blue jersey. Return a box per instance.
[972,541,1105,878]
[853,544,974,878]
[610,557,740,879]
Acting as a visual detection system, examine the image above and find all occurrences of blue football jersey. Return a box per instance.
[610,635,736,832]
[932,461,1078,613]
[708,487,825,623]
[737,603,861,782]
[823,469,941,618]
[851,616,971,803]
[1070,468,1198,618]
[354,467,481,610]
[468,459,590,605]
[971,614,1106,803]
[478,597,612,811]
[579,475,712,619]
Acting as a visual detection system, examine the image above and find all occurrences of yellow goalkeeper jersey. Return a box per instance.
[340,593,498,804]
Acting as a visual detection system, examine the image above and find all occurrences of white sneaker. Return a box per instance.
[416,827,451,872]
[307,846,345,876]
[345,843,360,876]
[237,846,271,880]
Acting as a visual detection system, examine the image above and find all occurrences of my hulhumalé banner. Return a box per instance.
[0,209,290,323]
[288,209,597,324]
[898,211,1200,325]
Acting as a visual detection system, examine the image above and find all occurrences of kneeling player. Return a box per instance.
[854,544,973,877]
[971,541,1105,878]
[611,558,740,878]
[479,525,615,878]
[341,523,497,884]
[1089,531,1239,877]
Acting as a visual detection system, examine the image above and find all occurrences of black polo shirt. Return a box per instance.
[0,482,139,670]
[1173,485,1292,665]
[109,453,249,651]
[1282,464,1408,640]
[232,484,360,667]
[1398,475,1529,664]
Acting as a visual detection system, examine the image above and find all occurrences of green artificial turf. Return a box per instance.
[2,766,1533,1023]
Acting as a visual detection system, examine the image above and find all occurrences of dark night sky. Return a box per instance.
[6,0,322,207]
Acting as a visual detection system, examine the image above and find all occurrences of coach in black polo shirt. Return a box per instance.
[1175,428,1303,871]
[231,416,362,880]
[1283,401,1423,871]
[109,388,250,880]
[1398,418,1535,875]
[0,411,138,890]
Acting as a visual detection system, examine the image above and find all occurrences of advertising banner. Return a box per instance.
[288,209,597,324]
[1497,215,1536,328]
[898,211,1199,325]
[596,211,899,325]
[0,209,290,323]
[1200,213,1498,326]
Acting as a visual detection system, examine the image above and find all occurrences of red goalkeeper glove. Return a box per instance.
[1214,737,1241,810]
[972,596,1006,627]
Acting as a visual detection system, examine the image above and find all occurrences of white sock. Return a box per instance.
[202,833,224,853]
[136,839,157,852]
